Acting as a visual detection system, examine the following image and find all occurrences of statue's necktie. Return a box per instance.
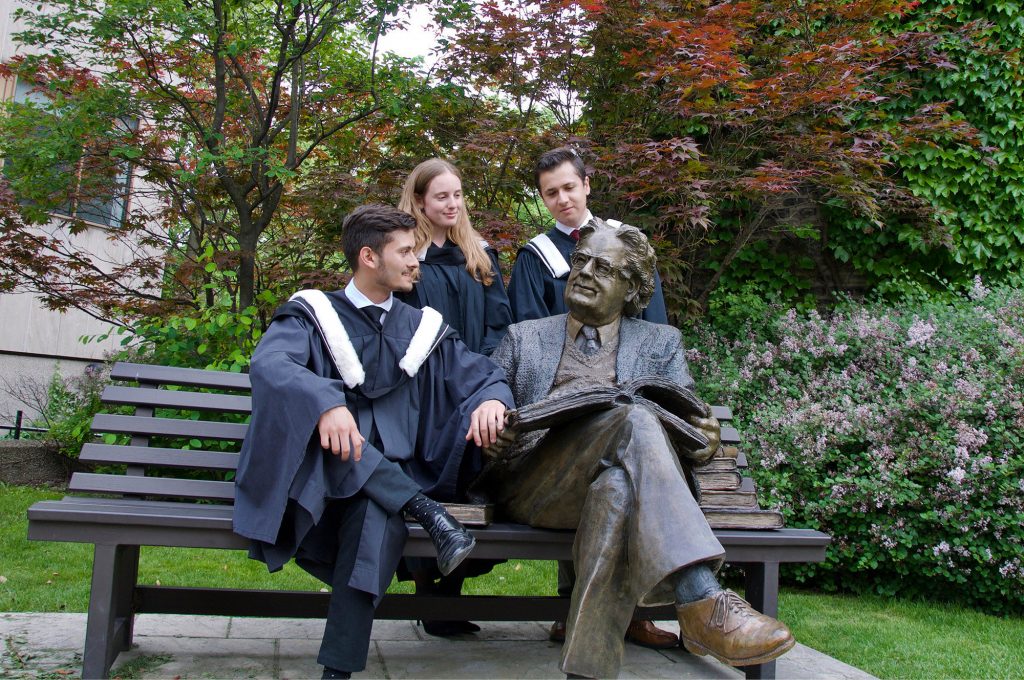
[578,325,600,355]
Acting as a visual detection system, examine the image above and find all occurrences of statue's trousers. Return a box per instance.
[492,405,725,678]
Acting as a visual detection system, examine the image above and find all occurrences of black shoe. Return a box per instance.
[403,493,476,576]
[421,619,481,637]
[449,620,480,633]
[322,668,351,679]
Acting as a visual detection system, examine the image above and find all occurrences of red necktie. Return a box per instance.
[570,229,580,241]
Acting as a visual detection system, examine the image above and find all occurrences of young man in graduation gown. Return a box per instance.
[507,146,677,649]
[233,204,514,679]
[507,146,669,325]
[480,222,795,678]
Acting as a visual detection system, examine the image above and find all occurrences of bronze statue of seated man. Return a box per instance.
[477,220,795,678]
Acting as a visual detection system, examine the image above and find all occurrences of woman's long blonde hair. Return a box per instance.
[398,158,495,285]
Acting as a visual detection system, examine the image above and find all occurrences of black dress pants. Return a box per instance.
[316,458,420,672]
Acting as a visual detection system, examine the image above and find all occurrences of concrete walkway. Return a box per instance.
[0,612,876,679]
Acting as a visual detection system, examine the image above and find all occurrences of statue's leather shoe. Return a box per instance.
[625,619,679,649]
[421,508,476,576]
[549,619,677,648]
[676,590,794,666]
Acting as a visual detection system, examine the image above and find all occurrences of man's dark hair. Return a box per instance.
[341,204,416,271]
[534,146,587,190]
[578,221,656,317]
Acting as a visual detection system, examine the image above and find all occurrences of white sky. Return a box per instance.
[376,6,443,64]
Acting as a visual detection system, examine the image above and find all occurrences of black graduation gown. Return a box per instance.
[397,241,512,355]
[506,227,670,324]
[233,291,513,602]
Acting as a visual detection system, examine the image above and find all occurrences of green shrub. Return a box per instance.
[111,296,271,373]
[687,281,1024,613]
[25,368,106,459]
[102,244,280,373]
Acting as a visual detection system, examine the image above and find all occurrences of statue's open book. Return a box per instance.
[506,374,712,456]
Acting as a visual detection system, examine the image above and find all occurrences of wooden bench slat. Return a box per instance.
[29,496,830,561]
[69,472,235,501]
[109,364,731,419]
[111,362,251,391]
[102,385,253,414]
[80,443,239,470]
[91,414,248,441]
[29,497,234,525]
[91,413,729,445]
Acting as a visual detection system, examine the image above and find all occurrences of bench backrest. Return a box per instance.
[73,361,741,505]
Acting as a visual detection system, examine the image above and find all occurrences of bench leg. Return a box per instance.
[82,544,140,679]
[739,561,779,680]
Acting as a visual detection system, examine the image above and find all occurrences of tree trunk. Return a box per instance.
[694,205,773,312]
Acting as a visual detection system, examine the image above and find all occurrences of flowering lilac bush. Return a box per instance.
[687,281,1024,613]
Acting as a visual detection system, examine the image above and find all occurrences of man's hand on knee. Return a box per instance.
[318,406,365,461]
[466,400,507,447]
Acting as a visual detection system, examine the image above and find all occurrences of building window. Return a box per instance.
[7,77,134,229]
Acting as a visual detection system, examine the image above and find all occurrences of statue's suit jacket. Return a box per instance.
[490,313,697,462]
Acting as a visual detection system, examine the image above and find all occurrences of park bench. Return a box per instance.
[27,361,830,680]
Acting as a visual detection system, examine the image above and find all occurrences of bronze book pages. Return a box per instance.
[441,503,493,526]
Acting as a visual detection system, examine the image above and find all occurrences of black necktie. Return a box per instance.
[362,305,385,328]
[577,325,600,355]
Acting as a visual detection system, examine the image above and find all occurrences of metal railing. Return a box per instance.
[0,411,49,439]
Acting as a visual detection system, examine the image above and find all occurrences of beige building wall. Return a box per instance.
[0,237,127,424]
[0,0,156,425]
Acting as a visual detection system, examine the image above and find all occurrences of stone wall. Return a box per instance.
[0,440,77,487]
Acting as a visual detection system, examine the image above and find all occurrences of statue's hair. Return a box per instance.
[398,158,494,285]
[578,221,656,317]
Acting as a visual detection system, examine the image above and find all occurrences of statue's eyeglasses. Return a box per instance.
[570,251,621,280]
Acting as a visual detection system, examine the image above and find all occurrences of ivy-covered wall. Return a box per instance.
[836,0,1024,291]
[707,0,1024,315]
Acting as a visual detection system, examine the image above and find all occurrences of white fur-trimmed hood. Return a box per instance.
[289,290,446,386]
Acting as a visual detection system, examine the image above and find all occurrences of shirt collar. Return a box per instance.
[344,279,394,312]
[554,210,594,237]
[566,313,620,346]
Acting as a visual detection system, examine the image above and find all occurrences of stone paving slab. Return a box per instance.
[1,612,87,649]
[136,612,232,638]
[228,616,328,640]
[0,612,877,679]
[118,636,277,679]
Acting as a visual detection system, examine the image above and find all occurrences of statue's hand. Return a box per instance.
[482,425,518,461]
[685,414,721,464]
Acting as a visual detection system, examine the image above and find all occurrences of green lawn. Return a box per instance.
[3,484,1022,678]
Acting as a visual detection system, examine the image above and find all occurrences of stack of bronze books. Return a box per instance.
[695,442,784,530]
